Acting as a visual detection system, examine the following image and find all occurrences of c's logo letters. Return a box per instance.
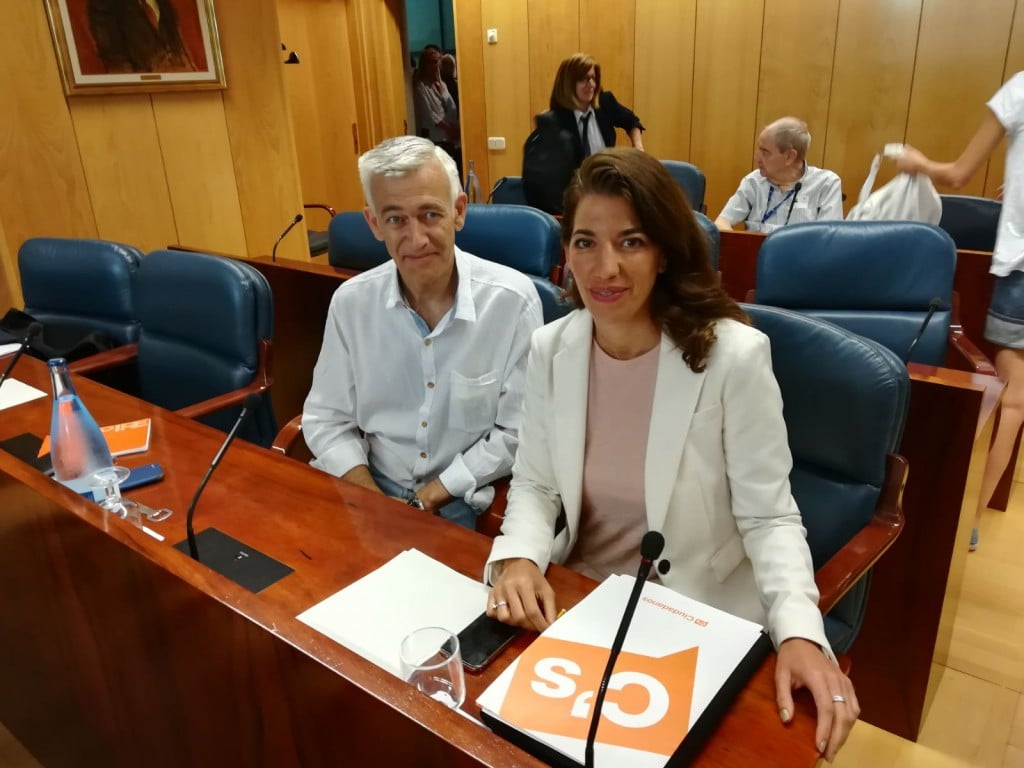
[500,637,697,756]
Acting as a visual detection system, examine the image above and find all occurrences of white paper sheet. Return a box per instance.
[296,548,489,677]
[0,378,47,411]
[0,343,22,357]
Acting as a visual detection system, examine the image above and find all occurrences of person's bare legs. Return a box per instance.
[974,347,1024,548]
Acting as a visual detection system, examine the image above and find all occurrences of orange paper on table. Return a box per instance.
[39,418,151,458]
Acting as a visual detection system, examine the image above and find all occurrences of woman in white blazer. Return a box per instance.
[484,149,857,761]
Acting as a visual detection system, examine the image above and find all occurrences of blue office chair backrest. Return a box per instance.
[694,212,720,271]
[327,212,389,270]
[755,221,956,366]
[457,204,571,323]
[136,250,277,447]
[326,205,571,323]
[490,176,529,206]
[661,160,706,213]
[743,304,909,653]
[938,194,1001,252]
[19,237,144,345]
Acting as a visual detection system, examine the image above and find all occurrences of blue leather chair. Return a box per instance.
[490,176,529,206]
[753,221,991,370]
[327,211,389,271]
[661,160,706,213]
[72,250,277,447]
[457,204,571,323]
[938,194,1001,252]
[327,205,572,323]
[743,304,909,653]
[18,237,144,346]
[694,212,720,271]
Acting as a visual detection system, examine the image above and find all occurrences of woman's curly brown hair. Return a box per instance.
[562,148,748,372]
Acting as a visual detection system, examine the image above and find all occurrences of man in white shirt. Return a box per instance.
[302,136,543,528]
[715,116,843,233]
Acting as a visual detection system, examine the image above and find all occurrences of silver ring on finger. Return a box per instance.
[491,600,509,610]
[831,694,847,704]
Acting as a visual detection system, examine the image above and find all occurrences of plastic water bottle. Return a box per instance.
[48,358,113,496]
[465,160,482,203]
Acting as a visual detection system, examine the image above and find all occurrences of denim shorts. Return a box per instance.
[986,270,1024,349]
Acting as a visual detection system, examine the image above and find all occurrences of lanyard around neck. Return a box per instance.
[761,185,796,224]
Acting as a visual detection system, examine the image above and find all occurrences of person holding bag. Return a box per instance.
[897,71,1024,551]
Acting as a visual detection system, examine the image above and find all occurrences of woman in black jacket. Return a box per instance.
[523,53,645,213]
[542,52,645,164]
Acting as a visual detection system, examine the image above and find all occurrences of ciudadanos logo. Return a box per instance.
[499,637,698,756]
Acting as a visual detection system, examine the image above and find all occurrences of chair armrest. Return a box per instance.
[816,454,908,613]
[304,203,337,219]
[271,414,308,459]
[475,477,510,538]
[948,328,997,375]
[67,344,140,375]
[175,340,273,420]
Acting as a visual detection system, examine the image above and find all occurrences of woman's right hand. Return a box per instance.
[487,558,558,632]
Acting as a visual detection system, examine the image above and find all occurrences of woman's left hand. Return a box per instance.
[774,637,859,763]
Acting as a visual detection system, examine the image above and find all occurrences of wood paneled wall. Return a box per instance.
[0,0,307,310]
[455,0,1023,217]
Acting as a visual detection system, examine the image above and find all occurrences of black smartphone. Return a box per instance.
[458,612,521,672]
[121,462,164,491]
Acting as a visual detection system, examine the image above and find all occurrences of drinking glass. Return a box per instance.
[89,466,173,523]
[89,466,142,528]
[399,627,466,709]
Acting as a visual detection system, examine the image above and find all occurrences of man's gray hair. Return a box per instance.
[766,117,811,162]
[358,136,461,211]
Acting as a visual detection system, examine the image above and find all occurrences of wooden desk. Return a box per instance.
[216,249,1001,742]
[0,357,821,767]
[850,365,1002,740]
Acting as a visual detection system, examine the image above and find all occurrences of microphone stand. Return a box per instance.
[584,531,665,768]
[174,393,294,593]
[903,298,945,365]
[271,213,304,262]
[0,323,40,391]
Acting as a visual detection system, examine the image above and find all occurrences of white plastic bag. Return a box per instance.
[846,154,942,224]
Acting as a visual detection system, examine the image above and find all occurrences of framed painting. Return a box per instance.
[44,0,226,95]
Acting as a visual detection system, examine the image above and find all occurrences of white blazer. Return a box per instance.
[486,310,830,652]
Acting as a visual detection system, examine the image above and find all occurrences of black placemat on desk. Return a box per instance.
[0,433,54,476]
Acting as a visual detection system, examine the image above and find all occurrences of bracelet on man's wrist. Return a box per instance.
[407,494,426,510]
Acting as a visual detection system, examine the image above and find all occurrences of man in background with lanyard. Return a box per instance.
[715,116,843,233]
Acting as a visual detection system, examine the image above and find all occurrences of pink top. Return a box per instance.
[564,340,660,580]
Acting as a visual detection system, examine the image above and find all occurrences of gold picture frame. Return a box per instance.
[44,0,226,96]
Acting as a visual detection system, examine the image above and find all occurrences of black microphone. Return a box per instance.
[584,530,665,768]
[0,322,41,391]
[903,297,947,365]
[185,393,261,559]
[784,181,803,225]
[271,213,303,262]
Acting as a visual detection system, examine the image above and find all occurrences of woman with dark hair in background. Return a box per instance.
[485,148,857,763]
[545,53,644,162]
[523,53,644,214]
